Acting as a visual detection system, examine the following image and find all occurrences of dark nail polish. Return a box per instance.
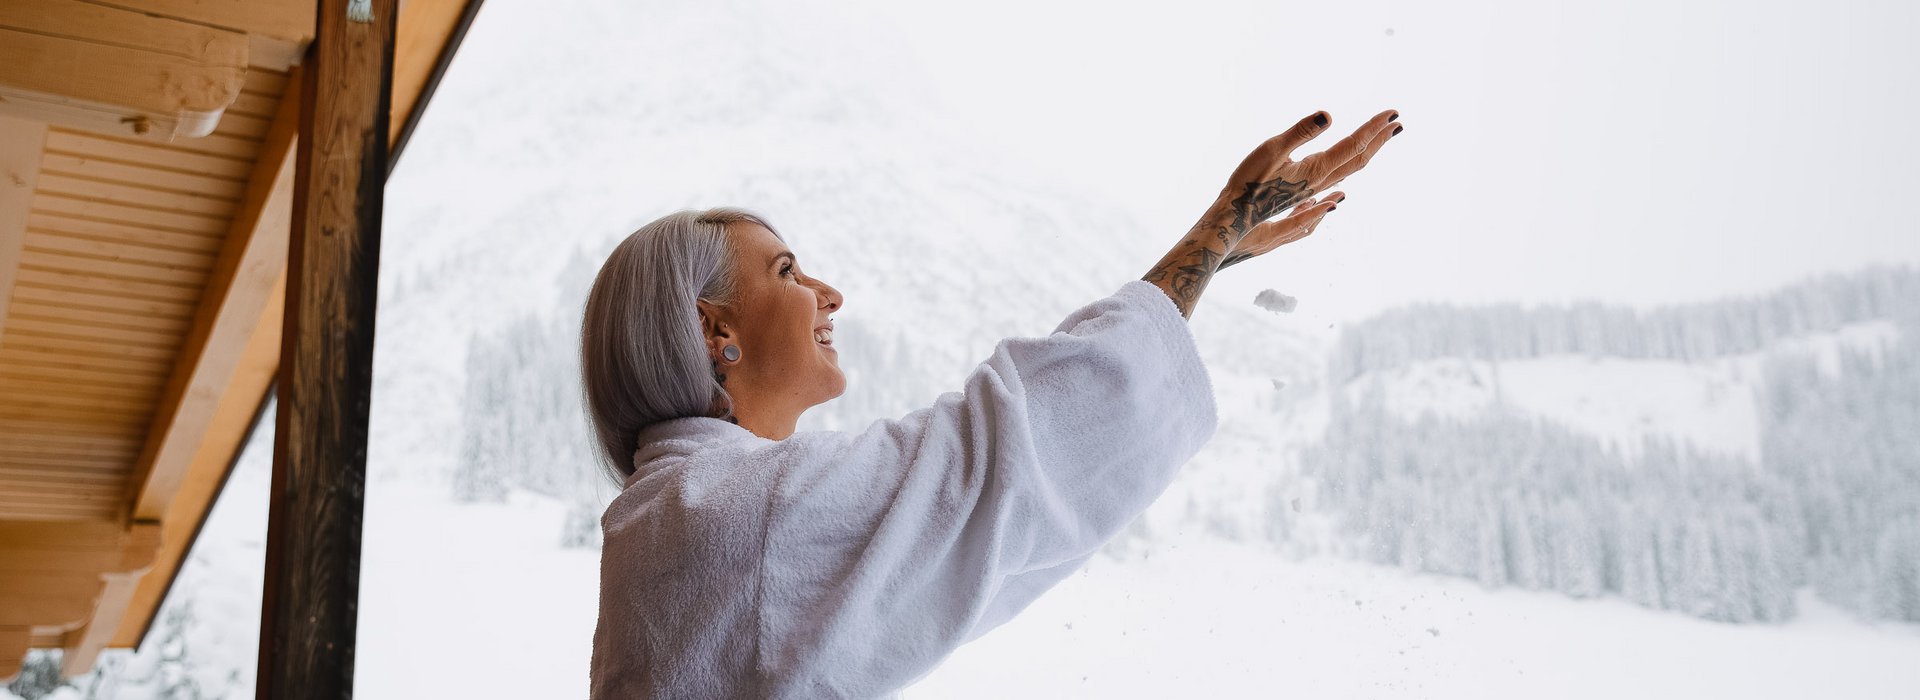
[1313,113,1329,127]
[1392,124,1403,135]
[1327,205,1337,212]
[1388,112,1399,123]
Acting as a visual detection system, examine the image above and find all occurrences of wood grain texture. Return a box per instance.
[258,1,392,696]
[0,115,47,344]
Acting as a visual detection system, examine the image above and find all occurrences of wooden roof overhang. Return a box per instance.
[0,0,481,680]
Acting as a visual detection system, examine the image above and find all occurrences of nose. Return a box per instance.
[816,278,843,312]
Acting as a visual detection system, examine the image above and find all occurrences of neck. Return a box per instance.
[729,393,799,441]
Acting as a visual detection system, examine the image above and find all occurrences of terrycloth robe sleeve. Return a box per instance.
[749,279,1219,696]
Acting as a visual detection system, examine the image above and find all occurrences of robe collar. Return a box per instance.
[629,416,762,486]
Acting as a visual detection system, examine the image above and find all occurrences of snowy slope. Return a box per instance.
[15,0,1920,698]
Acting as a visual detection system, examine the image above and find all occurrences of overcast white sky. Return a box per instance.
[838,0,1920,321]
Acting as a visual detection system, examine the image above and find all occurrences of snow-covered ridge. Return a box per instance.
[1341,320,1903,462]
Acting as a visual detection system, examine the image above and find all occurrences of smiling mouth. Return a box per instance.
[813,327,834,348]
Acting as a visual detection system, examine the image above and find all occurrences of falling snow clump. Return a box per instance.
[1254,289,1298,314]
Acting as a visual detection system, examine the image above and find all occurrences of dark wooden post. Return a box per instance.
[257,0,394,697]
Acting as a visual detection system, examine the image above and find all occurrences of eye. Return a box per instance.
[780,262,794,278]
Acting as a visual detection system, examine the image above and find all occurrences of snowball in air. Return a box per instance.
[1254,289,1298,313]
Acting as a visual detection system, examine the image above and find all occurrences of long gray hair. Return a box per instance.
[580,206,784,487]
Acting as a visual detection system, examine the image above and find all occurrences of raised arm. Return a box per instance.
[1143,108,1406,318]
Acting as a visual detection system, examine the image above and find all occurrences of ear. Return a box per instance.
[695,299,734,352]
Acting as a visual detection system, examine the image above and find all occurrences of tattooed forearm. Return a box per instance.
[1217,251,1254,271]
[1142,237,1225,319]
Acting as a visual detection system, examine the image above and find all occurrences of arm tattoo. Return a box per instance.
[1141,239,1223,318]
[1140,174,1312,318]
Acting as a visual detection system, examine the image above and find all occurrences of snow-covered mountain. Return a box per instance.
[13,0,1919,698]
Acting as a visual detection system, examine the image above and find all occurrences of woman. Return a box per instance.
[585,109,1405,698]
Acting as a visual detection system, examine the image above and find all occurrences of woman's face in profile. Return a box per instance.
[711,222,847,411]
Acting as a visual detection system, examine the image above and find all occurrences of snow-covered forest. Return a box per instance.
[1287,265,1919,624]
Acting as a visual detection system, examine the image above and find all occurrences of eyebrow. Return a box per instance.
[770,251,795,270]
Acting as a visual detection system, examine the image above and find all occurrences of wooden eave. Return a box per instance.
[0,0,482,680]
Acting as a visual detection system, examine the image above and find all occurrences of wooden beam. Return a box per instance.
[112,270,284,649]
[56,572,137,676]
[0,0,249,140]
[0,115,45,342]
[258,0,392,696]
[125,68,300,522]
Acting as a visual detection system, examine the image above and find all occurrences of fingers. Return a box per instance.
[1242,192,1343,258]
[1294,190,1346,213]
[1316,118,1404,190]
[1255,111,1333,165]
[1308,109,1400,182]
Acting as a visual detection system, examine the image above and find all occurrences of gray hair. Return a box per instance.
[580,206,784,487]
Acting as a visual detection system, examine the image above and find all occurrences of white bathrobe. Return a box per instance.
[591,278,1220,698]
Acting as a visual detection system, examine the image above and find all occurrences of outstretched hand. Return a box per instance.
[1218,191,1345,270]
[1200,109,1403,264]
[1140,108,1405,319]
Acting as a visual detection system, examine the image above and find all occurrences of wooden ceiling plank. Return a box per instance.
[0,480,124,500]
[56,129,263,163]
[5,284,194,320]
[38,153,247,196]
[11,266,204,302]
[0,432,142,454]
[19,230,219,270]
[0,331,178,362]
[0,507,119,522]
[0,345,174,375]
[0,417,137,442]
[0,456,127,473]
[26,212,227,254]
[0,471,125,489]
[16,248,211,287]
[8,299,198,333]
[0,366,170,395]
[0,316,185,347]
[0,400,151,426]
[0,384,160,413]
[128,67,299,523]
[42,131,251,180]
[0,115,46,345]
[33,174,238,218]
[0,384,161,411]
[31,195,226,237]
